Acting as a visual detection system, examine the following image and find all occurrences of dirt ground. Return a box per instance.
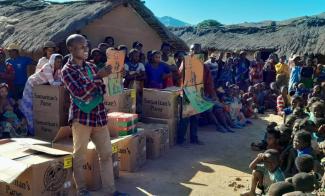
[110,114,282,196]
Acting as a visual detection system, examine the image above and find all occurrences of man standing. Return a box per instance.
[6,43,34,100]
[61,34,125,196]
[205,53,218,87]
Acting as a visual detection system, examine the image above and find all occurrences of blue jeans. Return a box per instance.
[177,115,198,144]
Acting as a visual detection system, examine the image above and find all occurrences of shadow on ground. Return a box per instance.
[114,114,281,196]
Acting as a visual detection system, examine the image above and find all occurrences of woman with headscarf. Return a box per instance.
[35,41,56,73]
[20,54,63,135]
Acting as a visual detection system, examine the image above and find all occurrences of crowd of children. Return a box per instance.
[240,53,325,195]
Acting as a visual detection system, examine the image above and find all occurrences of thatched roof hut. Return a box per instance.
[171,13,325,60]
[0,0,188,57]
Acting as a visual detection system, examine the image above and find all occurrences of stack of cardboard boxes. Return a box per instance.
[52,127,120,191]
[33,85,70,141]
[141,88,181,146]
[0,84,183,193]
[0,138,73,196]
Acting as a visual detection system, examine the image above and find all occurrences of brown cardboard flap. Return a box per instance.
[0,156,29,184]
[0,139,12,145]
[27,145,71,156]
[53,126,72,143]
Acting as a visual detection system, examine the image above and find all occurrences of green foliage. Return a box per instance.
[197,19,223,29]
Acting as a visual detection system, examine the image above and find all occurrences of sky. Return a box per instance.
[145,0,325,24]
[51,0,325,25]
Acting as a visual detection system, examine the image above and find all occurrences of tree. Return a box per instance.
[197,19,223,29]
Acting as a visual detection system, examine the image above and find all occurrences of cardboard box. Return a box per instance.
[141,117,178,146]
[117,131,146,172]
[107,112,138,137]
[0,140,73,196]
[33,85,70,114]
[52,127,119,191]
[142,88,180,119]
[103,89,135,113]
[137,123,169,159]
[34,111,68,142]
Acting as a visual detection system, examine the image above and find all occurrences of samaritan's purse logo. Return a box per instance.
[43,161,68,192]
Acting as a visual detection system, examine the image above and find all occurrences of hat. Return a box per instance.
[209,53,217,58]
[239,51,246,55]
[289,54,301,61]
[43,41,56,48]
[6,43,20,51]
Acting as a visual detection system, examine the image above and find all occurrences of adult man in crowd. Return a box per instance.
[6,43,34,100]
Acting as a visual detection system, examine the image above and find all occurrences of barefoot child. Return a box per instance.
[241,149,285,196]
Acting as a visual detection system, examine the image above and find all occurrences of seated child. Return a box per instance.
[242,86,258,118]
[291,172,317,193]
[285,107,308,129]
[293,130,314,157]
[276,73,288,90]
[308,85,322,99]
[0,83,27,138]
[268,181,295,196]
[254,83,266,114]
[243,97,258,119]
[295,154,322,182]
[249,63,261,85]
[295,83,309,104]
[295,154,314,173]
[267,130,282,152]
[229,86,250,127]
[264,82,278,111]
[277,86,290,116]
[309,101,325,123]
[314,118,325,143]
[241,149,285,196]
[251,122,278,151]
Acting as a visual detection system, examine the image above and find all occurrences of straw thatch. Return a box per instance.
[0,0,188,53]
[170,13,325,56]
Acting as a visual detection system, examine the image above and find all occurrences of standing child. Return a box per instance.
[124,49,146,114]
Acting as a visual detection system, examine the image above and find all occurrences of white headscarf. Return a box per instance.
[48,53,63,69]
